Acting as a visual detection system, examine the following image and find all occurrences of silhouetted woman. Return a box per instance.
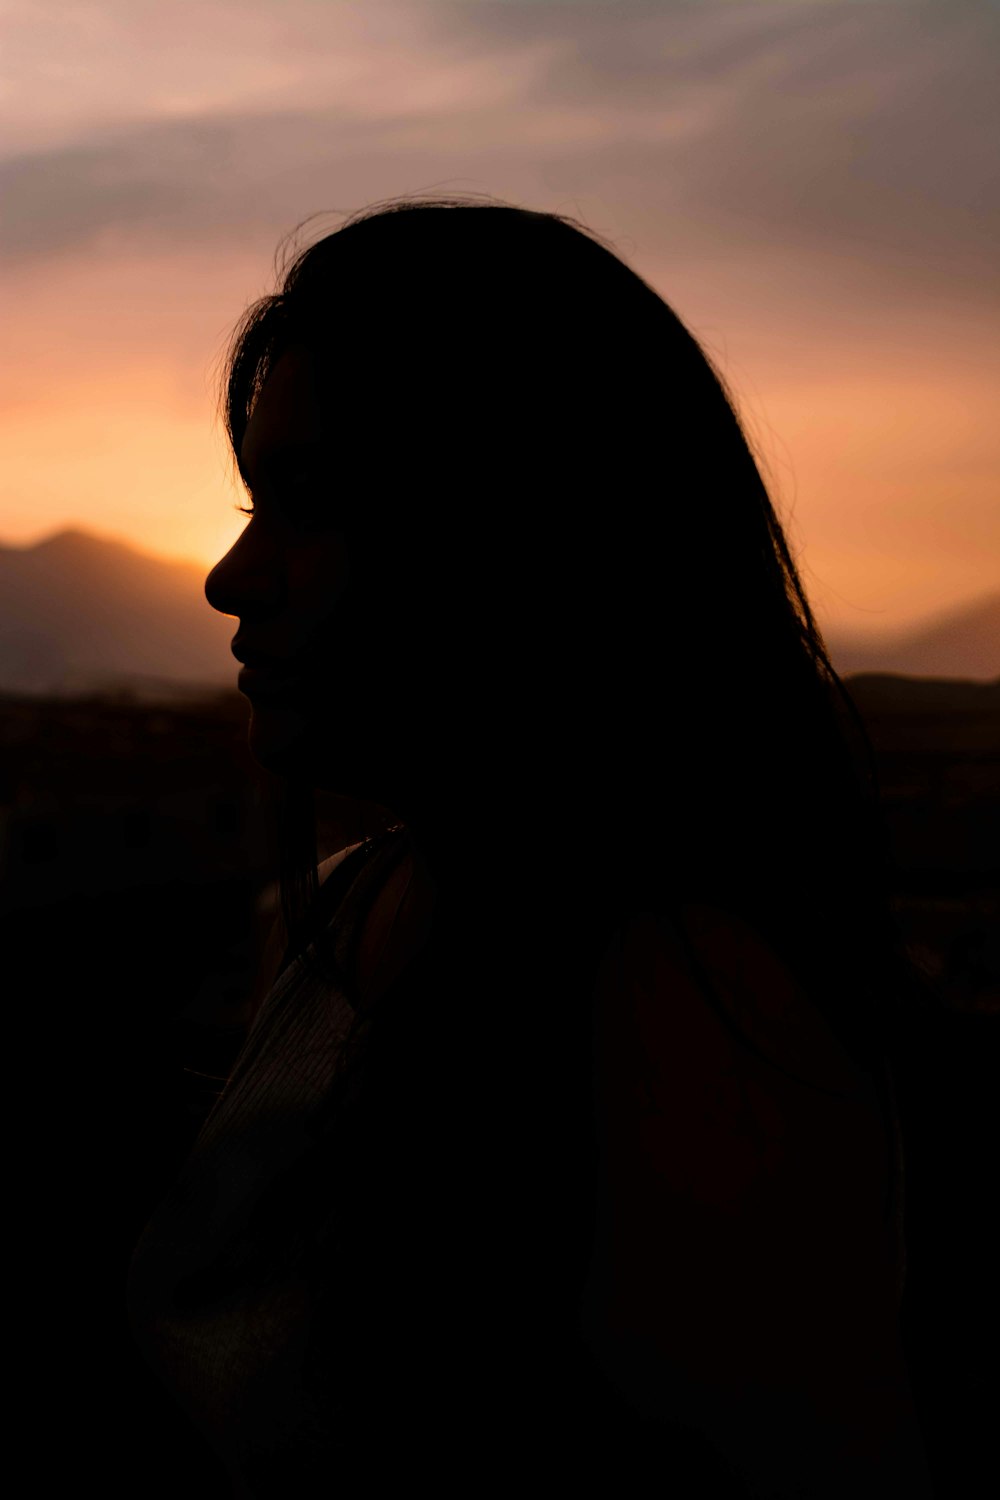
[128,195,938,1495]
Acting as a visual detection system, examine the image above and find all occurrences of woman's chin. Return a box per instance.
[246,702,320,776]
[246,702,381,797]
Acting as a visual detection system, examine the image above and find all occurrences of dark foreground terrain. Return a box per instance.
[1,673,995,1495]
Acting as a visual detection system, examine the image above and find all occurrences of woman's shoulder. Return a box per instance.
[592,899,894,1254]
[587,903,928,1495]
[607,901,872,1098]
[594,898,899,1318]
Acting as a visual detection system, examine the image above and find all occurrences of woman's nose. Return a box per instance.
[204,523,284,617]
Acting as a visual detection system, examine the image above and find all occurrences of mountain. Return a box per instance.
[0,528,235,698]
[825,590,999,683]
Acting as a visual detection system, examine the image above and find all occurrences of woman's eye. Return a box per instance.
[280,478,331,526]
[234,482,324,525]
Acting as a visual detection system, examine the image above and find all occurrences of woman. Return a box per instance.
[128,194,938,1494]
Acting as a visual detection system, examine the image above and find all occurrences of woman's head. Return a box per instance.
[208,195,815,848]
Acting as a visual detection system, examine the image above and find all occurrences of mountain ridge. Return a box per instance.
[0,526,234,695]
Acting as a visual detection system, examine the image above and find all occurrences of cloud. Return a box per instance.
[2,0,995,317]
[0,113,367,262]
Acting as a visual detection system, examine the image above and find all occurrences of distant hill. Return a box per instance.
[825,590,999,682]
[0,528,234,697]
[838,672,999,718]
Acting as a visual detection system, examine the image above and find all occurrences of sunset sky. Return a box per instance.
[3,0,998,645]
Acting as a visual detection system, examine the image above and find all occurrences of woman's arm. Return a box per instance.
[587,910,935,1497]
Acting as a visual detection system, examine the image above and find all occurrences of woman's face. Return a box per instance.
[205,344,423,800]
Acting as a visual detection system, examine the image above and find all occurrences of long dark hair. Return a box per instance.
[220,191,940,1056]
[217,192,944,1454]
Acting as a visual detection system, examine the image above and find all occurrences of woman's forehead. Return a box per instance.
[240,340,418,486]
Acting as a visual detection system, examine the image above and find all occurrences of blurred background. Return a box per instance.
[1,3,996,1494]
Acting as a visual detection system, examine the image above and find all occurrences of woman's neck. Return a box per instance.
[392,788,540,898]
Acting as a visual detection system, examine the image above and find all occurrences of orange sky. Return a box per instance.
[3,1,998,644]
